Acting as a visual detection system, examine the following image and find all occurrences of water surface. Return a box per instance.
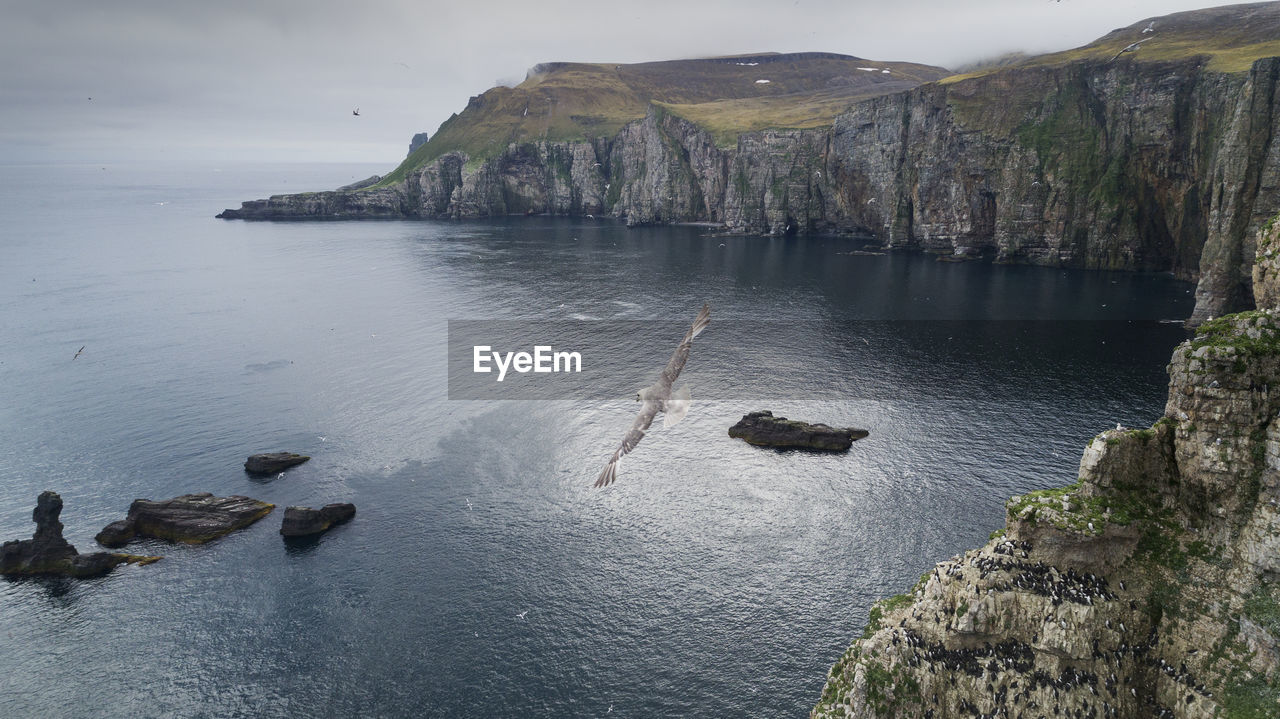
[0,162,1193,717]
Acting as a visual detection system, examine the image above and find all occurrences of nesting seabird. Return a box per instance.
[595,304,710,487]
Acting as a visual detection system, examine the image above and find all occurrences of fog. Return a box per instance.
[0,0,1249,165]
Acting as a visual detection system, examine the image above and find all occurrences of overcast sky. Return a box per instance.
[0,0,1249,166]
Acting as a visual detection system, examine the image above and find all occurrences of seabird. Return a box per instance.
[516,611,528,619]
[72,345,85,360]
[1143,21,1155,33]
[352,107,360,116]
[1110,37,1151,62]
[595,304,710,487]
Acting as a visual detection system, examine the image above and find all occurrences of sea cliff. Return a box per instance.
[810,214,1280,718]
[217,4,1280,321]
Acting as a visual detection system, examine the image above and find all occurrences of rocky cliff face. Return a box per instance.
[811,216,1280,719]
[218,53,1280,320]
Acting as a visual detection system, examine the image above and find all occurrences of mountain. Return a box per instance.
[217,2,1280,323]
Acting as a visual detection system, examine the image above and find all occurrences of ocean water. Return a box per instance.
[0,162,1193,718]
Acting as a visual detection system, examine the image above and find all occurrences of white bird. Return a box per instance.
[466,499,473,511]
[352,107,360,116]
[516,611,528,620]
[1143,21,1155,33]
[1111,37,1151,62]
[595,304,710,487]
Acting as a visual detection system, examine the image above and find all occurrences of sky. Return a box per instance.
[0,0,1252,166]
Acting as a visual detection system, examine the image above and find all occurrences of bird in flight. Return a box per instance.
[72,345,85,360]
[1110,37,1151,62]
[352,107,360,116]
[595,304,710,488]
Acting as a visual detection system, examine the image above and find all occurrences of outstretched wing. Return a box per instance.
[652,303,711,396]
[593,303,710,488]
[595,400,661,487]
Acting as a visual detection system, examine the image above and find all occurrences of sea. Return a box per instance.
[0,162,1194,718]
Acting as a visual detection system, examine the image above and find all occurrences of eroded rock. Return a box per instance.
[244,452,310,475]
[728,410,868,451]
[2,491,159,578]
[96,493,274,547]
[280,503,356,537]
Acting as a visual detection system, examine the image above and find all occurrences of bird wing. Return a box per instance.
[652,303,711,397]
[595,400,661,487]
[593,304,710,488]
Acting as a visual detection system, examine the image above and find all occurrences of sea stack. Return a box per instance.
[2,491,160,578]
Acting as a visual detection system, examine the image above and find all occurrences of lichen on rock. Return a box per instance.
[812,215,1280,719]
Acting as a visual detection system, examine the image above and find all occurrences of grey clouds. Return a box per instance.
[0,0,1246,165]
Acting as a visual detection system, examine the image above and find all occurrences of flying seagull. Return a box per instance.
[352,107,360,116]
[72,345,85,360]
[595,304,710,488]
[1110,37,1151,62]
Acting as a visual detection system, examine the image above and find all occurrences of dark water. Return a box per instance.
[0,163,1193,718]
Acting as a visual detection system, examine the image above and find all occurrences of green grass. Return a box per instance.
[374,53,949,186]
[1191,311,1280,357]
[1223,674,1280,719]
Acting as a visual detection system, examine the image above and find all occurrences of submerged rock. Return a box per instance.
[2,491,160,578]
[728,410,869,450]
[280,503,356,537]
[244,452,310,475]
[96,493,274,547]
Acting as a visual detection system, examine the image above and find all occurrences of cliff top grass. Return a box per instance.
[942,2,1280,86]
[1190,310,1280,357]
[375,53,948,186]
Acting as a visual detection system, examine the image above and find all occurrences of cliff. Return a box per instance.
[217,3,1280,320]
[811,213,1280,719]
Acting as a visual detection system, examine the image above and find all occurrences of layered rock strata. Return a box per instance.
[218,14,1280,322]
[96,493,274,547]
[812,216,1280,719]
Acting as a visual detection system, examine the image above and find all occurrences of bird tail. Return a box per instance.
[663,385,691,429]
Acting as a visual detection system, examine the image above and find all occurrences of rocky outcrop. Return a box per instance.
[336,175,381,192]
[2,492,159,578]
[408,132,429,157]
[279,503,356,537]
[728,410,869,450]
[96,493,274,547]
[811,219,1280,718]
[244,452,310,475]
[1253,213,1280,310]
